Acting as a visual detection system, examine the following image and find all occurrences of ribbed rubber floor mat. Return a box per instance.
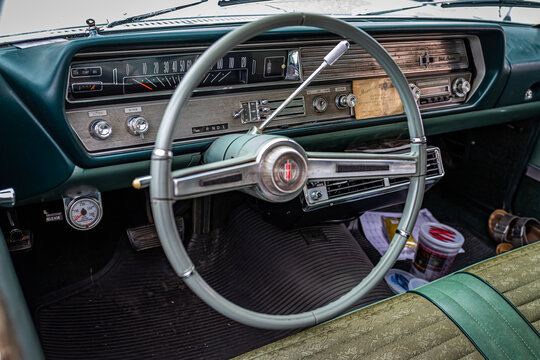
[35,206,394,359]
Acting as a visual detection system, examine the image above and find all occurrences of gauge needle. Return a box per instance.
[73,213,83,222]
[133,78,153,90]
[90,84,96,90]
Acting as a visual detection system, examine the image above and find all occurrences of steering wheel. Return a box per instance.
[148,13,426,330]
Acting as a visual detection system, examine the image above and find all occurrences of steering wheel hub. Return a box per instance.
[261,145,307,196]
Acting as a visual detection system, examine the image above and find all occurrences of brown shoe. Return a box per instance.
[511,217,540,248]
[488,209,519,243]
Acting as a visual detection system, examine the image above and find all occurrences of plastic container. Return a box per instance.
[411,222,464,281]
[384,269,415,294]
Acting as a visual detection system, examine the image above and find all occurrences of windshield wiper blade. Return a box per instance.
[107,0,207,28]
[440,0,540,8]
[357,0,540,16]
[218,0,271,6]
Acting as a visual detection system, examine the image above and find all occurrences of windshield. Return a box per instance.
[1,0,539,39]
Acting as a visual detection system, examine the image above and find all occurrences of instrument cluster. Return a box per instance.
[67,49,300,103]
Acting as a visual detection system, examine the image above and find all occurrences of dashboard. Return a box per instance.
[65,36,481,155]
[0,18,539,204]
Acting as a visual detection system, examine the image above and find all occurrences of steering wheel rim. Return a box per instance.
[150,13,426,330]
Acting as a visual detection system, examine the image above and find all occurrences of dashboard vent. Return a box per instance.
[301,39,469,81]
[304,147,444,209]
[266,96,306,120]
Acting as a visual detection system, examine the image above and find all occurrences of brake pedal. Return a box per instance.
[126,217,184,251]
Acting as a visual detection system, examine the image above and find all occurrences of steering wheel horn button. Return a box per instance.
[261,145,308,196]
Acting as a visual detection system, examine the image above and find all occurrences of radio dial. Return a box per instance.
[452,78,471,98]
[127,116,150,139]
[90,119,112,140]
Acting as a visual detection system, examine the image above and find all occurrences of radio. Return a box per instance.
[409,72,472,108]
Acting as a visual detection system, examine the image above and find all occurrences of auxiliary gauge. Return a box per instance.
[63,193,103,230]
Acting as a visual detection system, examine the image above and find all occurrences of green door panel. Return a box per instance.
[412,272,540,360]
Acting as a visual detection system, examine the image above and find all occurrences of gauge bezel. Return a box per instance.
[65,196,103,231]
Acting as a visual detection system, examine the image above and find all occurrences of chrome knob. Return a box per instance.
[452,78,471,98]
[409,84,421,101]
[0,188,15,207]
[313,96,329,113]
[335,93,357,109]
[126,116,149,139]
[90,119,112,140]
[310,190,323,201]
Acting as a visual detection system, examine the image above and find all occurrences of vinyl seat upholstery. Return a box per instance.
[237,242,540,359]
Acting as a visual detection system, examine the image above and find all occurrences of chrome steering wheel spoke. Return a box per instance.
[306,151,419,181]
[172,155,258,200]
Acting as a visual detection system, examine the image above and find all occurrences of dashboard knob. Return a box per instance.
[313,96,329,113]
[90,119,112,140]
[452,78,471,98]
[409,83,421,101]
[126,116,149,139]
[335,93,357,109]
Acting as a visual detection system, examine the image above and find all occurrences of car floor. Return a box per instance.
[28,183,499,360]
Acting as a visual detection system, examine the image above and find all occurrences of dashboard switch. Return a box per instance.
[126,116,149,139]
[313,96,329,113]
[90,119,112,140]
[335,93,357,109]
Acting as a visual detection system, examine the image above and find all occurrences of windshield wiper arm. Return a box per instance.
[107,0,207,28]
[357,3,436,16]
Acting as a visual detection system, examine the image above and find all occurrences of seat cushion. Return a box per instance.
[236,242,540,359]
